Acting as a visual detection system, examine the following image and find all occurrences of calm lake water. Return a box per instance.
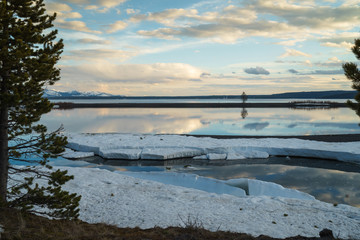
[49,98,349,104]
[39,100,360,208]
[75,156,360,208]
[41,105,359,136]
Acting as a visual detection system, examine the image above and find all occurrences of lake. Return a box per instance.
[39,99,360,208]
[49,98,349,104]
[105,157,360,208]
[41,104,359,136]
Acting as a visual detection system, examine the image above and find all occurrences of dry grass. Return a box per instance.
[0,207,334,240]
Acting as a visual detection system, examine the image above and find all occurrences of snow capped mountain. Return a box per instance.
[43,89,114,98]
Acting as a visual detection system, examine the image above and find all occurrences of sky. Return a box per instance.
[43,0,360,96]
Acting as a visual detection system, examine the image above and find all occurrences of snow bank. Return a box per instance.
[58,167,360,239]
[61,148,94,159]
[119,171,246,197]
[118,171,314,200]
[226,178,314,200]
[65,133,360,164]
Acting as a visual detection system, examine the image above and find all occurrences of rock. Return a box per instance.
[319,229,335,240]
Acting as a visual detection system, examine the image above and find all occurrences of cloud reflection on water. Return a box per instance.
[178,164,360,208]
[41,107,360,135]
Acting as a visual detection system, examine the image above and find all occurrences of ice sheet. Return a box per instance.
[65,133,360,164]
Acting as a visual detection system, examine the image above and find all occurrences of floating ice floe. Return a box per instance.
[53,167,360,239]
[65,133,360,164]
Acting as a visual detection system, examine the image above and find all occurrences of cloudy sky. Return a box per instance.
[44,0,360,96]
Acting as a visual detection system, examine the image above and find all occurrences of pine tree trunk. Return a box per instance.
[0,0,9,204]
[0,79,8,204]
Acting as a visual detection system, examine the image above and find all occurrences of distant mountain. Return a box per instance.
[44,89,113,98]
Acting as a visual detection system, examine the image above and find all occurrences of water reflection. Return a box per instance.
[81,155,360,208]
[243,122,269,131]
[172,161,360,207]
[241,108,248,119]
[41,107,360,135]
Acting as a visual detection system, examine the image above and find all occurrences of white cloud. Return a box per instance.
[321,41,354,49]
[62,0,88,4]
[46,2,72,13]
[45,1,100,33]
[60,0,127,7]
[249,0,360,30]
[77,38,111,45]
[132,2,359,44]
[106,21,128,33]
[318,32,359,49]
[328,57,341,63]
[280,48,312,58]
[304,60,312,66]
[85,5,100,10]
[312,57,344,68]
[130,9,199,27]
[98,0,127,8]
[341,0,360,6]
[57,21,101,34]
[45,2,82,20]
[275,39,305,46]
[126,9,139,14]
[91,62,201,82]
[56,0,127,13]
[63,49,138,62]
[60,12,82,19]
[59,62,205,95]
[138,28,182,41]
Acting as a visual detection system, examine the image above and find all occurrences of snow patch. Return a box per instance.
[61,148,94,159]
[117,171,314,200]
[226,178,315,200]
[56,167,360,239]
[118,171,246,197]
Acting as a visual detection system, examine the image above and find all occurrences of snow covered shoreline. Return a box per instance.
[55,167,360,239]
[54,133,360,238]
[64,133,360,164]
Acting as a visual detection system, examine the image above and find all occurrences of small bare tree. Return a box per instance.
[241,92,248,104]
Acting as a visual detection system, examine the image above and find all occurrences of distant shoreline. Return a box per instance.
[54,102,348,109]
[184,133,360,142]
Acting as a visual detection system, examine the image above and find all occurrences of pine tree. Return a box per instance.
[0,0,80,219]
[343,38,360,119]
